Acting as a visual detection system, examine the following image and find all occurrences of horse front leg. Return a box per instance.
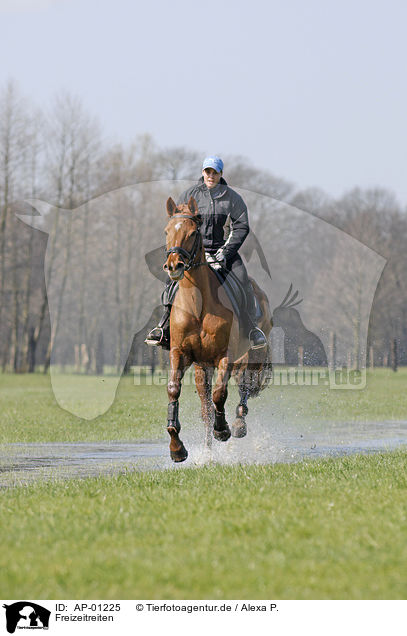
[167,351,189,462]
[212,356,231,442]
[195,365,214,449]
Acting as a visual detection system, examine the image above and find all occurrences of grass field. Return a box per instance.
[1,453,407,599]
[1,368,407,599]
[0,367,406,443]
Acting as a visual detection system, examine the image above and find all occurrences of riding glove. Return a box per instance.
[214,248,226,266]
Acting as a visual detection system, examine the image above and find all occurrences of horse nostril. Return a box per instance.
[175,263,184,271]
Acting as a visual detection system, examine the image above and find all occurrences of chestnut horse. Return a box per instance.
[164,196,272,462]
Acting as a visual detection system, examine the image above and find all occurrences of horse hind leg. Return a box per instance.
[232,361,257,438]
[232,350,270,439]
[232,390,248,438]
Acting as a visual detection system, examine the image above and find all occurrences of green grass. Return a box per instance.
[1,368,407,599]
[0,371,167,443]
[0,367,406,443]
[274,367,407,423]
[1,452,407,599]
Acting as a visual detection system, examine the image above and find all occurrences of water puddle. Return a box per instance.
[0,441,167,487]
[186,418,407,467]
[1,420,406,487]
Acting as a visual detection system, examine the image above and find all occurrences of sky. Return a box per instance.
[1,0,407,204]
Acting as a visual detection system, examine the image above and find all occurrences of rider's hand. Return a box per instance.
[214,248,226,266]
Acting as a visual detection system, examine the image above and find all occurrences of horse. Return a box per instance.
[163,195,272,462]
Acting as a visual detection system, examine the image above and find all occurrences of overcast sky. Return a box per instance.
[1,0,406,204]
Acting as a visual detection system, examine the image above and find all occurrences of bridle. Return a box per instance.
[164,214,207,271]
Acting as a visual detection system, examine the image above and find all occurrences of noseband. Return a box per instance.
[166,214,205,271]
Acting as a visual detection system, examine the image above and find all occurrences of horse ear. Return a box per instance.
[166,197,177,217]
[188,196,199,216]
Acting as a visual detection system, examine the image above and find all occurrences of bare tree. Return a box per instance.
[0,81,33,370]
[41,94,101,372]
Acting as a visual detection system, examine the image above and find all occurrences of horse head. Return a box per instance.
[164,196,202,281]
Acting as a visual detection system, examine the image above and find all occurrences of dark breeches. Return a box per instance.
[226,253,251,291]
[227,254,256,321]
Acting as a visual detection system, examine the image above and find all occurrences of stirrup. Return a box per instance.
[145,327,165,346]
[249,327,267,350]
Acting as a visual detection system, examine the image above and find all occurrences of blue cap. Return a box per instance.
[202,156,224,173]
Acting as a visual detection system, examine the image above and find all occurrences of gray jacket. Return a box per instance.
[177,177,249,261]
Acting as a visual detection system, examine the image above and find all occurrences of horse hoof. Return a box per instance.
[231,417,247,438]
[170,445,188,463]
[213,426,231,442]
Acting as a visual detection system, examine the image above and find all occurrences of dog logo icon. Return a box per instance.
[2,602,50,634]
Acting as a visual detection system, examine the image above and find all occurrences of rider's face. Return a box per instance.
[203,168,222,189]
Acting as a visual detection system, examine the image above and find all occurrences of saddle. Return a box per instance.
[163,265,263,326]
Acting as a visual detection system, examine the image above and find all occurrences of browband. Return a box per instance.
[171,213,201,224]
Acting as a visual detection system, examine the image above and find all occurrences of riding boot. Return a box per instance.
[144,306,171,349]
[245,282,267,350]
[145,279,175,349]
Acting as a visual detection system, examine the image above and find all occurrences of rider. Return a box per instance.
[145,155,267,350]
